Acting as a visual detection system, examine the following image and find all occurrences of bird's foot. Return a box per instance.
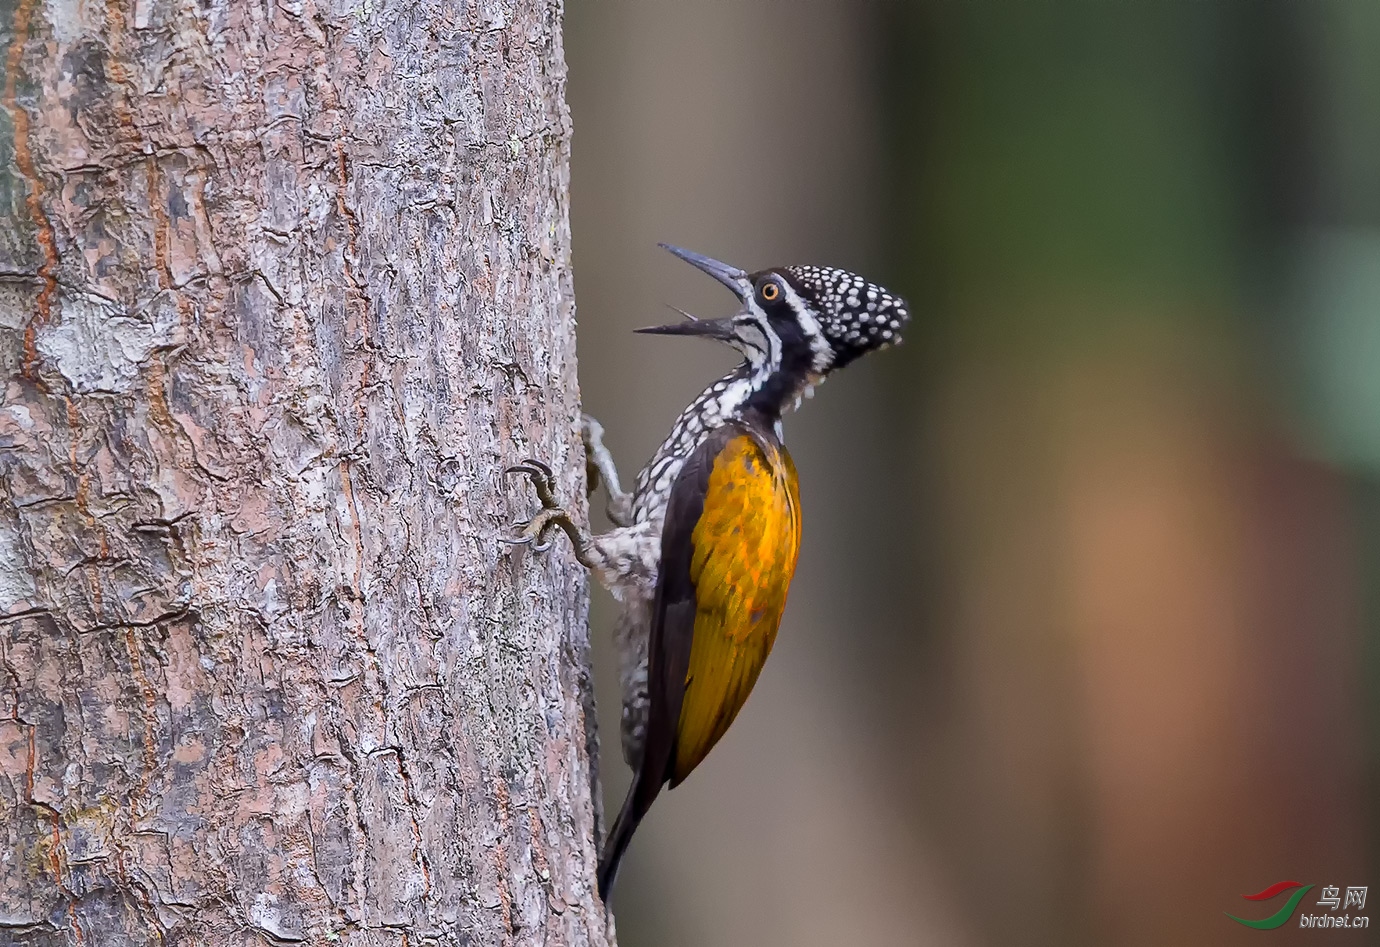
[581,414,633,527]
[505,459,595,567]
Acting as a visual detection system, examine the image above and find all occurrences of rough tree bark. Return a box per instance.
[0,0,608,944]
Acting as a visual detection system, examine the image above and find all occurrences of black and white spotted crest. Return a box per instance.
[780,265,910,369]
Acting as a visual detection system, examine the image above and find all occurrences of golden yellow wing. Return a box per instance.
[599,421,802,899]
[671,429,801,786]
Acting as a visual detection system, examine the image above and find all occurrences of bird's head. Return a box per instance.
[638,244,910,381]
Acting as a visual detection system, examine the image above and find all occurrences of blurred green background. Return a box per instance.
[564,2,1378,944]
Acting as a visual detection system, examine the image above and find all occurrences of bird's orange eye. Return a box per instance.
[759,280,781,302]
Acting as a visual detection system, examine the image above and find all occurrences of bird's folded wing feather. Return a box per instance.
[669,428,801,786]
[599,422,802,899]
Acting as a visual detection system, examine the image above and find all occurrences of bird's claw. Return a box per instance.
[504,459,574,554]
[504,507,564,545]
[505,458,554,480]
[505,459,559,508]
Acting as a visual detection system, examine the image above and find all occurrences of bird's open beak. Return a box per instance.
[635,244,751,338]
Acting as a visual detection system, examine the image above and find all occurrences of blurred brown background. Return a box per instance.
[564,2,1378,944]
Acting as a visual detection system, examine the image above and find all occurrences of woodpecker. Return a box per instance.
[505,244,909,903]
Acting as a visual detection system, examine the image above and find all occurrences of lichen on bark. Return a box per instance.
[0,0,607,943]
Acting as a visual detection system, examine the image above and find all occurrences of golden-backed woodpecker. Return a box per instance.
[505,243,910,904]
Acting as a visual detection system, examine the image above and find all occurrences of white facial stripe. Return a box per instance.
[734,302,781,379]
[778,280,834,373]
[760,309,781,372]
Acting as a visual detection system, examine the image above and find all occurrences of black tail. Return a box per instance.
[598,590,693,903]
[596,795,635,902]
[597,761,667,903]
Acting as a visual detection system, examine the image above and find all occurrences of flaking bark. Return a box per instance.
[0,0,607,944]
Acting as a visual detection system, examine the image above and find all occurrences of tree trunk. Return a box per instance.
[0,0,607,944]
